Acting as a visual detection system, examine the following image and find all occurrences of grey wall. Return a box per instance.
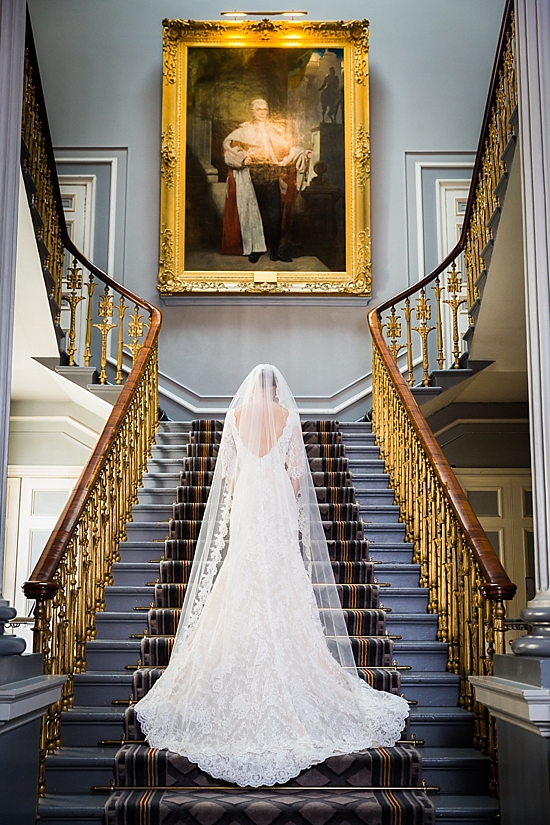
[27,0,506,417]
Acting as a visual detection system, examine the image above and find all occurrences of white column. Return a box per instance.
[514,0,550,654]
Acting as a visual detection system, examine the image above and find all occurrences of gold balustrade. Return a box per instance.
[20,15,162,795]
[368,0,517,796]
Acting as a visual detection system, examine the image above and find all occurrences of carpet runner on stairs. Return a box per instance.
[103,420,434,825]
[37,419,498,824]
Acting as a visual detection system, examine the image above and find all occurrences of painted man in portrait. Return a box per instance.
[221,99,312,263]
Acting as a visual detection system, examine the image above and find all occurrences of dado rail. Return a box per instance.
[368,0,517,794]
[21,16,161,793]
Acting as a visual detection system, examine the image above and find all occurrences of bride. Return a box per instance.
[135,364,409,787]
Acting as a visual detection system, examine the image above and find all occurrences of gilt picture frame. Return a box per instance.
[158,18,370,297]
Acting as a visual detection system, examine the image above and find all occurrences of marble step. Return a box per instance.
[130,503,173,521]
[151,444,188,459]
[432,794,498,823]
[356,489,395,505]
[147,458,185,472]
[157,422,192,433]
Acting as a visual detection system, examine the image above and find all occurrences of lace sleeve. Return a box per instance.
[286,419,306,480]
[220,420,237,482]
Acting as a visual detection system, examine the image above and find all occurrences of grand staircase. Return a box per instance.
[36,419,498,824]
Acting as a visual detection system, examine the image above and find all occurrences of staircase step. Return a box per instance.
[104,585,155,611]
[112,562,160,587]
[421,748,491,795]
[409,708,475,748]
[95,612,149,640]
[361,504,402,523]
[432,794,498,823]
[125,522,169,542]
[45,746,118,793]
[130,504,173,521]
[118,541,166,563]
[147,459,184,472]
[364,523,407,542]
[61,707,125,746]
[137,488,177,505]
[114,743,423,788]
[154,431,190,445]
[151,445,187,458]
[38,792,108,824]
[104,788,435,825]
[351,473,391,491]
[369,544,415,564]
[376,564,420,588]
[378,588,429,613]
[86,639,142,671]
[72,672,134,706]
[392,641,449,671]
[386,614,439,641]
[355,489,395,505]
[157,421,192,433]
[141,473,180,489]
[399,673,460,707]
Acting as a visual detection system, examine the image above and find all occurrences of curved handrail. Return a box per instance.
[22,16,162,601]
[367,0,516,603]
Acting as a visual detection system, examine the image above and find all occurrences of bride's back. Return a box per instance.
[234,399,289,458]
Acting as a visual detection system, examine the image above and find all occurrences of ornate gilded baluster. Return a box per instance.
[126,305,146,360]
[383,306,405,362]
[443,261,467,368]
[83,273,96,367]
[93,287,116,384]
[115,295,127,384]
[432,277,444,370]
[65,260,85,366]
[403,298,414,386]
[412,288,435,386]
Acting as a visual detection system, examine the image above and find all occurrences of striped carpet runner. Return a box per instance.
[104,420,434,824]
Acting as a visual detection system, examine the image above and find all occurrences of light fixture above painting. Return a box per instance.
[220,10,308,17]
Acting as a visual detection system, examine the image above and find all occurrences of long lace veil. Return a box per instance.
[171,364,357,673]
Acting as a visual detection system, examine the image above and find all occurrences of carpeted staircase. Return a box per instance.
[37,420,498,824]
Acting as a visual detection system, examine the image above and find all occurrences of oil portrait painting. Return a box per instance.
[158,20,370,296]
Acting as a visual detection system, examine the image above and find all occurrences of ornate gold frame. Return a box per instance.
[158,18,370,297]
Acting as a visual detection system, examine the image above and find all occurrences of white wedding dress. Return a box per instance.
[135,365,409,787]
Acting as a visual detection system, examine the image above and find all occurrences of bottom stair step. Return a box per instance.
[104,788,435,824]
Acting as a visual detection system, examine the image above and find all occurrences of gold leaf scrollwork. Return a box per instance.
[237,280,290,294]
[350,228,372,294]
[158,225,178,293]
[161,125,177,188]
[354,124,371,189]
[162,25,179,84]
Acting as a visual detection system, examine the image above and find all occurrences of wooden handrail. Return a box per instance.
[22,14,162,601]
[367,0,516,603]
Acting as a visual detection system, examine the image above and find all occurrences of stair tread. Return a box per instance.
[432,795,499,811]
[410,707,474,719]
[62,706,125,719]
[46,745,119,764]
[421,748,490,763]
[39,792,109,813]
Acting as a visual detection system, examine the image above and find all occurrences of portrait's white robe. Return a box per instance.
[222,121,309,256]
